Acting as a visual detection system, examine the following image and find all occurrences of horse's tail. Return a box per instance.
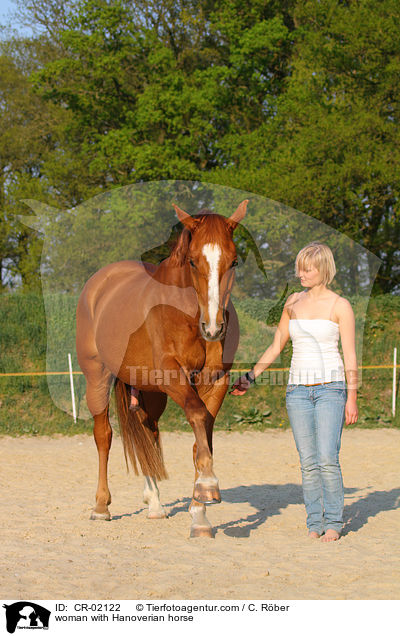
[114,379,168,481]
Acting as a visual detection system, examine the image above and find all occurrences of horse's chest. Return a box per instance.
[182,342,206,370]
[177,337,206,372]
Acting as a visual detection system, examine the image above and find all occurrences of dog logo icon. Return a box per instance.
[3,602,50,633]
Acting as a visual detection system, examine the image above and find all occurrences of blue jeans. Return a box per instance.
[286,381,347,534]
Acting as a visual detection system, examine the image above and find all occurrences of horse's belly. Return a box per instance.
[97,320,152,380]
[89,263,152,375]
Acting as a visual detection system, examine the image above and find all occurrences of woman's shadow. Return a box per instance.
[341,486,400,536]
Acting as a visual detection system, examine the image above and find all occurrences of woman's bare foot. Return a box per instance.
[308,531,321,539]
[308,530,321,539]
[321,529,340,542]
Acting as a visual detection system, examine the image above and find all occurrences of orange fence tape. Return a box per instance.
[0,366,399,377]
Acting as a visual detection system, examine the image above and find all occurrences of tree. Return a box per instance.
[30,0,294,182]
[1,0,399,293]
[209,0,400,293]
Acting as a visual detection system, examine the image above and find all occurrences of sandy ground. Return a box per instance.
[1,429,399,600]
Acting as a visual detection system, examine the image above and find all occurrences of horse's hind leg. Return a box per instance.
[91,405,113,520]
[83,365,114,521]
[139,391,168,520]
[143,476,167,519]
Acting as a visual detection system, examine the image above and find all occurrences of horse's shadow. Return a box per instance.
[211,483,304,538]
[112,484,400,538]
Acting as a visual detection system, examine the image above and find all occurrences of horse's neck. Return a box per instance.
[151,257,191,287]
[149,259,200,328]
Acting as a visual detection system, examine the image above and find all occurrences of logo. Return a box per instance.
[3,603,51,633]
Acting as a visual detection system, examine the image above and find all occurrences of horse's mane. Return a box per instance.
[192,209,230,240]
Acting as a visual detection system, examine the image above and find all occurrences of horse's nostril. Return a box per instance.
[200,322,226,339]
[214,323,225,337]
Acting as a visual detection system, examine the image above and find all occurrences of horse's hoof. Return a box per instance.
[190,525,214,538]
[147,509,168,519]
[90,510,111,521]
[193,479,221,504]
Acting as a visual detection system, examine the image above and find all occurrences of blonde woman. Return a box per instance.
[231,242,358,542]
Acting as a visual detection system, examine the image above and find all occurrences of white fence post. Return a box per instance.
[68,353,77,423]
[393,347,397,418]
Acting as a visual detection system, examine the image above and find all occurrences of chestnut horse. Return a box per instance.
[76,200,248,537]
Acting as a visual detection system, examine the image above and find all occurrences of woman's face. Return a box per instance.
[297,265,323,288]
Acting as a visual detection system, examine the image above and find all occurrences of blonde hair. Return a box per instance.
[295,242,336,286]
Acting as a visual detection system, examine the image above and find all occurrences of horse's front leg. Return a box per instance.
[189,442,214,538]
[189,503,213,537]
[183,393,221,505]
[188,370,231,537]
[91,406,112,520]
[159,361,220,505]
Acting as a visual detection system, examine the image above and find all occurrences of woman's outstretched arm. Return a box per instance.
[230,294,294,395]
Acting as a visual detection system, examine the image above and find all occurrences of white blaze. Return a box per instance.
[202,243,221,334]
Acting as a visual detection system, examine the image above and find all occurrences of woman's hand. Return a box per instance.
[229,374,252,396]
[345,397,358,426]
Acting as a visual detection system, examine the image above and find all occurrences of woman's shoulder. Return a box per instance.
[332,293,354,321]
[331,291,352,306]
[284,291,300,306]
[284,291,301,317]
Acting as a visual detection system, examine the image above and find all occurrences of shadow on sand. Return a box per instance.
[111,484,400,538]
[341,486,400,536]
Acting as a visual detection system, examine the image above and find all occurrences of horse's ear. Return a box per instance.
[169,226,192,267]
[172,203,199,232]
[227,199,249,231]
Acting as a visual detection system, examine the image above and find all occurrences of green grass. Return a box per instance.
[0,292,399,436]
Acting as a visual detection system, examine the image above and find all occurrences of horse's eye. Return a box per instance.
[231,260,238,268]
[189,259,196,268]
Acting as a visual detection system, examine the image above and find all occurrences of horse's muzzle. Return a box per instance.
[200,321,226,341]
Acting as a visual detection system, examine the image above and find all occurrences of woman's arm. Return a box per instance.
[337,297,359,425]
[230,294,294,395]
[252,301,291,379]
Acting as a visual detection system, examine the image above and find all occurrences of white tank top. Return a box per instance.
[288,319,345,384]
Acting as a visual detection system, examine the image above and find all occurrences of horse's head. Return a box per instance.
[171,200,248,341]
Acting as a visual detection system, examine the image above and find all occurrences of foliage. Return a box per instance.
[0,0,399,294]
[232,406,273,430]
[210,0,400,293]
